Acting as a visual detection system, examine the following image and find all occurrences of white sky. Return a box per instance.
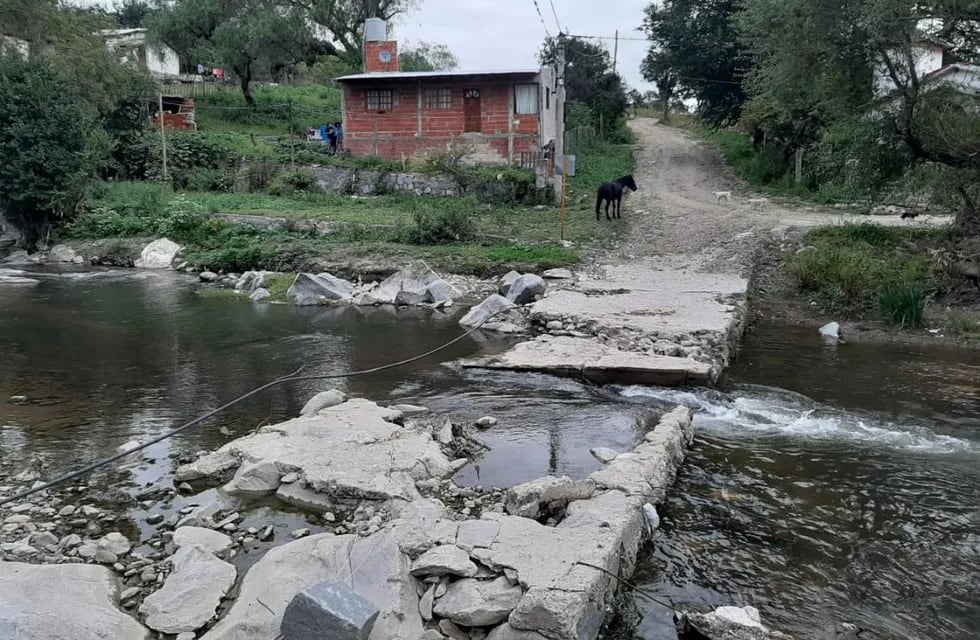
[74,0,654,90]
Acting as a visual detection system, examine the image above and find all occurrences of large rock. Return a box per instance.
[47,244,83,264]
[300,389,348,416]
[0,562,150,639]
[506,274,547,305]
[368,262,459,306]
[175,399,452,508]
[504,476,594,519]
[200,529,422,640]
[431,576,523,627]
[678,606,793,640]
[236,270,272,293]
[459,294,523,333]
[172,526,233,554]
[225,460,282,495]
[134,238,182,269]
[287,272,355,305]
[498,270,521,295]
[97,532,131,557]
[280,580,380,640]
[410,544,478,578]
[140,544,236,634]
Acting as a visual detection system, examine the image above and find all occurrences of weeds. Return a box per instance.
[879,282,926,328]
[948,311,980,340]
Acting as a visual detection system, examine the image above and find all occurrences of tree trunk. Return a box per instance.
[953,184,980,238]
[239,64,255,107]
[661,92,671,124]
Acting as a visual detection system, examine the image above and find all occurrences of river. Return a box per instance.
[1,268,978,639]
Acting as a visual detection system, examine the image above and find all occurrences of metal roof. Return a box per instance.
[335,68,540,82]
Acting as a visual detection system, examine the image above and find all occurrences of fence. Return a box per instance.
[158,82,236,98]
[517,150,542,170]
[563,126,597,153]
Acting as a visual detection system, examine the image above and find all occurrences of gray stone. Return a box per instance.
[225,460,282,495]
[390,404,429,417]
[280,579,380,640]
[300,389,348,416]
[146,513,165,525]
[504,476,595,519]
[97,532,131,557]
[135,238,182,269]
[437,420,455,445]
[47,244,82,263]
[276,482,337,513]
[455,519,500,551]
[459,294,520,332]
[508,587,603,640]
[475,416,498,429]
[679,605,792,640]
[368,262,449,306]
[29,531,58,547]
[410,544,478,578]
[419,584,435,621]
[819,321,841,340]
[291,528,312,539]
[498,271,521,295]
[140,544,236,634]
[281,472,300,484]
[395,289,428,306]
[94,548,118,564]
[173,526,234,555]
[199,270,218,282]
[487,623,550,640]
[250,287,271,302]
[425,278,460,304]
[431,576,523,627]
[506,274,546,305]
[120,587,140,601]
[235,270,270,292]
[200,530,422,640]
[176,634,196,640]
[287,272,355,305]
[439,619,470,640]
[0,562,150,639]
[542,268,573,280]
[176,399,450,508]
[589,447,619,464]
[546,320,564,331]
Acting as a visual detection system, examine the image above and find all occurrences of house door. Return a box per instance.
[463,89,481,133]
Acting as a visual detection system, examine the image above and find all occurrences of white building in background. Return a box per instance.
[97,28,180,79]
[873,32,980,101]
[0,34,30,58]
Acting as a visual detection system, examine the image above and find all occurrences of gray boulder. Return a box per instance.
[678,606,792,640]
[506,274,546,305]
[370,262,459,306]
[287,272,355,305]
[140,544,236,634]
[589,447,619,464]
[542,268,573,280]
[236,270,269,293]
[250,287,271,302]
[135,238,182,269]
[504,476,595,519]
[498,270,521,295]
[300,389,348,416]
[280,580,380,640]
[199,270,218,282]
[431,576,523,627]
[47,244,84,264]
[459,294,521,333]
[0,562,150,640]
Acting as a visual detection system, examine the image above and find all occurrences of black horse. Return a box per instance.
[595,175,638,221]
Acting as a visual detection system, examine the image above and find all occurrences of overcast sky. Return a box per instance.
[77,0,654,89]
[394,0,653,90]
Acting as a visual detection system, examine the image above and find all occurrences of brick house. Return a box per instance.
[336,19,564,168]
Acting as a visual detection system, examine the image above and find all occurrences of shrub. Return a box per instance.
[879,282,926,329]
[183,168,234,193]
[243,162,280,192]
[158,195,205,243]
[268,170,318,196]
[403,201,476,245]
[787,246,877,304]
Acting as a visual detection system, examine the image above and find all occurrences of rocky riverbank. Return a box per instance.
[0,390,706,640]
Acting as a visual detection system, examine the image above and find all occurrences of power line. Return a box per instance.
[547,0,565,34]
[530,0,552,38]
[0,308,511,508]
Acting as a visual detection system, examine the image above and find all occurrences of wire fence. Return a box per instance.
[563,125,597,153]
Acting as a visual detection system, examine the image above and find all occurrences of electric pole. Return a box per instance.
[613,30,619,75]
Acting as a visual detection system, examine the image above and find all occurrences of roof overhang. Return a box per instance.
[335,69,540,83]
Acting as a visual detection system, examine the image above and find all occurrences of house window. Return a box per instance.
[425,88,452,109]
[366,89,393,111]
[514,84,539,115]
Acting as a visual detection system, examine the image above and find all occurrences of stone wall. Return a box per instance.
[237,164,461,197]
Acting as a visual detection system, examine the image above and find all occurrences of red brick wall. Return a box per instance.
[342,79,542,164]
[364,41,399,73]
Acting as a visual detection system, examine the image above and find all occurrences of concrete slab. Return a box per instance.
[459,336,715,387]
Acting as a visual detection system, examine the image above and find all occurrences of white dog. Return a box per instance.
[713,191,732,202]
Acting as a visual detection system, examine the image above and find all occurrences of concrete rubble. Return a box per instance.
[458,335,716,387]
[459,294,524,333]
[140,544,236,634]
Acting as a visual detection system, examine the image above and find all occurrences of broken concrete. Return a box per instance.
[140,544,236,634]
[504,476,595,519]
[175,398,454,508]
[459,294,523,333]
[0,562,150,640]
[432,576,523,627]
[410,544,479,578]
[459,335,716,386]
[172,526,233,555]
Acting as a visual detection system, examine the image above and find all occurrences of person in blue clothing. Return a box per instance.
[333,121,344,153]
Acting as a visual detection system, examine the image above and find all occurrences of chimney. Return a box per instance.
[363,18,398,73]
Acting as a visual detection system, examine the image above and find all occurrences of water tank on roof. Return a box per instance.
[365,18,386,43]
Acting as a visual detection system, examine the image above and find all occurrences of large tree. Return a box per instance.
[399,41,457,72]
[641,0,746,126]
[304,0,419,68]
[148,0,323,105]
[539,36,627,134]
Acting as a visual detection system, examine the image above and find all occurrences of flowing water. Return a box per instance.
[1,269,978,639]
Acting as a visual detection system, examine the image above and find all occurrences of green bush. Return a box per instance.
[158,195,206,244]
[402,200,476,245]
[268,169,318,196]
[880,282,926,328]
[242,162,280,192]
[183,168,234,192]
[788,246,878,304]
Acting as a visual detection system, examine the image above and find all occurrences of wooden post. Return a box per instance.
[613,30,618,75]
[559,154,569,241]
[795,147,804,184]
[288,100,295,170]
[157,94,168,182]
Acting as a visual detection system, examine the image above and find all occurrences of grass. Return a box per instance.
[948,311,980,340]
[194,84,343,136]
[787,223,941,317]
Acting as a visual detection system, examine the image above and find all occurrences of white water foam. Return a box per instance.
[615,385,978,454]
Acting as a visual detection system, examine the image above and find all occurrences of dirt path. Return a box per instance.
[617,119,949,275]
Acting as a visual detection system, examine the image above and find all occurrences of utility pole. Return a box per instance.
[554,32,566,203]
[288,100,295,170]
[613,30,618,75]
[157,93,168,182]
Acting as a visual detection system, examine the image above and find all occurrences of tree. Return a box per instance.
[0,55,101,249]
[641,0,746,126]
[400,41,458,72]
[304,0,419,68]
[148,0,323,105]
[539,36,627,133]
[113,0,152,28]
